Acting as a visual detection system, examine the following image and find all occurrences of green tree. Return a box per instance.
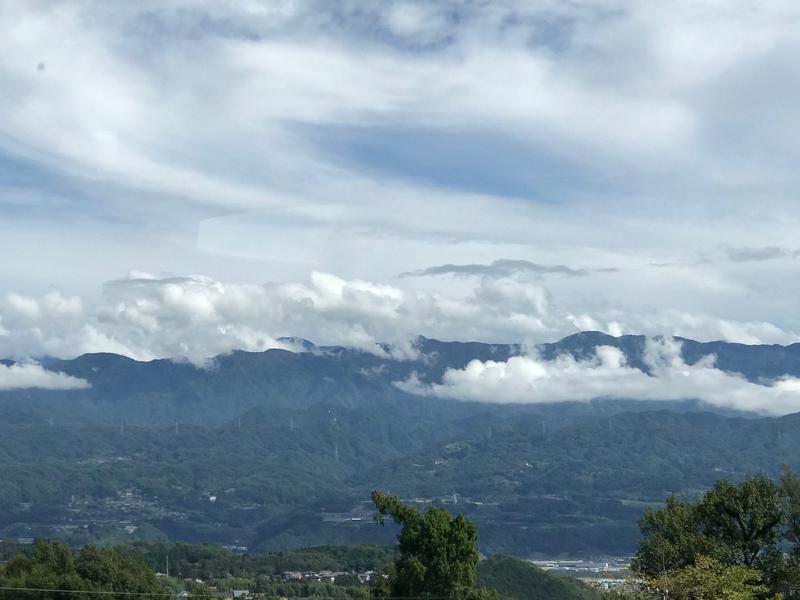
[371,490,498,600]
[635,475,784,580]
[695,474,782,567]
[780,465,800,555]
[633,496,720,578]
[772,465,800,596]
[652,555,769,600]
[188,582,215,598]
[369,562,394,599]
[633,472,798,597]
[0,540,166,600]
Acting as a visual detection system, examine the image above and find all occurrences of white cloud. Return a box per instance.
[0,1,699,197]
[2,273,432,364]
[2,0,800,343]
[0,362,89,391]
[1,0,799,212]
[0,272,798,367]
[382,2,453,43]
[396,337,800,416]
[627,310,797,347]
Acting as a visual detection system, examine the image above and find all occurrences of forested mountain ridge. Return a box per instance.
[3,333,800,556]
[8,332,800,428]
[2,408,799,555]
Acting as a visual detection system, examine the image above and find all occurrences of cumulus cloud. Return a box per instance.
[1,271,799,367]
[0,273,469,363]
[0,362,89,391]
[8,272,544,364]
[396,337,800,416]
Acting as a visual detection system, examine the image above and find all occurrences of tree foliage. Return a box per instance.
[780,464,800,556]
[0,540,166,599]
[119,541,397,581]
[695,474,783,567]
[652,555,768,600]
[371,490,497,600]
[634,469,800,598]
[635,475,784,576]
[633,496,721,578]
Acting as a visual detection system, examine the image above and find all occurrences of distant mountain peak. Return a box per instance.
[555,330,625,345]
[277,337,318,352]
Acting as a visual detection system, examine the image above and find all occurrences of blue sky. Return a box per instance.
[2,0,800,363]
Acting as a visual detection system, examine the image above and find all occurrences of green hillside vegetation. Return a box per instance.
[0,540,166,599]
[118,540,604,599]
[0,540,381,598]
[0,539,601,599]
[477,555,601,600]
[24,477,800,600]
[120,542,397,579]
[2,408,800,555]
[364,411,800,555]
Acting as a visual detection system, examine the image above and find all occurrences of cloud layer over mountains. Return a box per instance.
[0,271,797,369]
[397,337,800,416]
[1,266,799,413]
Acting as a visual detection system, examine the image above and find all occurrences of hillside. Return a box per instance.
[2,407,800,555]
[477,555,601,600]
[121,542,601,600]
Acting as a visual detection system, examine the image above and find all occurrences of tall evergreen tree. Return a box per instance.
[371,491,497,600]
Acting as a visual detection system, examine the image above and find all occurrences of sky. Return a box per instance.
[3,0,800,370]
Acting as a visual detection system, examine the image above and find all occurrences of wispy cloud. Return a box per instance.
[400,259,619,278]
[722,246,799,263]
[649,245,800,269]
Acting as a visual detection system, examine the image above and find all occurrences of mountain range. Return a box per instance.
[2,332,800,556]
